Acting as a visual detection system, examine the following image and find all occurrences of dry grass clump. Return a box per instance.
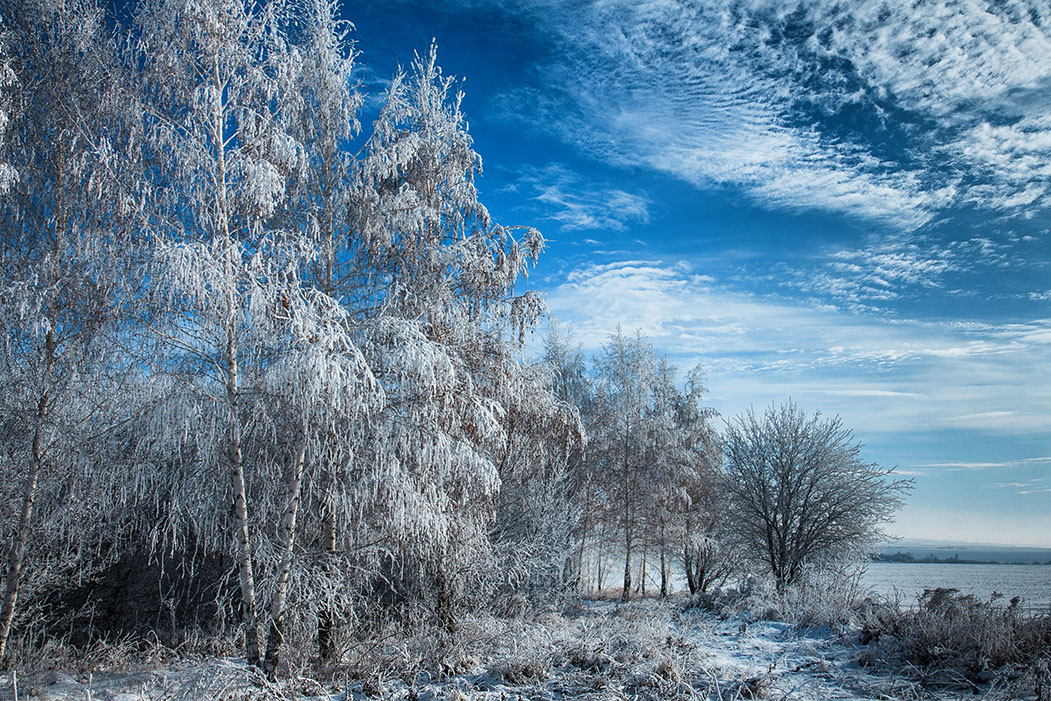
[857,587,1051,696]
[2,628,203,677]
[691,571,865,630]
[328,598,714,699]
[563,600,710,699]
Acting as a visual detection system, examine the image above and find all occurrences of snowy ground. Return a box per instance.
[0,599,981,700]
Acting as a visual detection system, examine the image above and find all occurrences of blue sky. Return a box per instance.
[346,0,1051,546]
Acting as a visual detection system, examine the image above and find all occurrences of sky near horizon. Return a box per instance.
[344,0,1051,547]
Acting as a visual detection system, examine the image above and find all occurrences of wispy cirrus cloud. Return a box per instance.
[506,164,650,232]
[931,458,1051,470]
[820,390,922,398]
[993,477,1051,495]
[531,1,948,230]
[493,0,1051,230]
[789,243,962,310]
[779,237,1015,311]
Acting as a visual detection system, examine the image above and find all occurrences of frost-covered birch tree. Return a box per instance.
[0,0,136,664]
[583,332,719,599]
[540,324,591,588]
[350,44,555,627]
[132,0,319,666]
[249,288,379,677]
[0,21,17,194]
[487,358,583,607]
[644,361,719,597]
[590,329,655,602]
[0,0,586,666]
[276,0,371,662]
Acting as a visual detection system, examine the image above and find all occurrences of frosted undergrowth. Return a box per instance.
[0,598,984,700]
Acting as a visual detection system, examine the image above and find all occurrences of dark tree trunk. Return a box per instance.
[683,546,698,595]
[317,482,338,664]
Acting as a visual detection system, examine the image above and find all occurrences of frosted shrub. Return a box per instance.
[768,567,867,628]
[857,588,1051,695]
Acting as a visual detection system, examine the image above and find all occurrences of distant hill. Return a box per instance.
[873,539,1051,565]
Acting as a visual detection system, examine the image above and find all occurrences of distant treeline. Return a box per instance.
[873,551,1051,565]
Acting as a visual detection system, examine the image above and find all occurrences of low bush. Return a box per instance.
[857,587,1051,696]
[690,569,866,629]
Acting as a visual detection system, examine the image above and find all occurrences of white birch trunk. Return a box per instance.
[226,345,260,666]
[211,46,261,666]
[263,420,309,679]
[317,482,338,662]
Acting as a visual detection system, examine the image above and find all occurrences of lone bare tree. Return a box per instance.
[721,401,911,590]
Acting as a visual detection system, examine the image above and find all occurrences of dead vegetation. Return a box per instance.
[0,596,826,700]
[856,587,1051,698]
[4,587,1050,700]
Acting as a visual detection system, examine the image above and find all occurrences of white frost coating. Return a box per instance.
[1,0,580,667]
[0,0,142,663]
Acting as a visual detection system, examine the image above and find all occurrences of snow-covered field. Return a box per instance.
[0,598,975,700]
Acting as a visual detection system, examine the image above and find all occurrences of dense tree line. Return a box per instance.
[0,0,578,673]
[0,0,909,676]
[551,328,724,601]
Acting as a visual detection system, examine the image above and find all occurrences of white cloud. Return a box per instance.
[781,0,1051,213]
[923,457,1051,470]
[800,244,958,308]
[494,0,1051,227]
[821,390,922,398]
[542,258,1051,435]
[508,164,650,232]
[778,233,1023,309]
[992,476,1051,495]
[537,1,944,229]
[821,1,1051,116]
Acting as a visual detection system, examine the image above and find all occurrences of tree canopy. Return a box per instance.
[721,401,912,589]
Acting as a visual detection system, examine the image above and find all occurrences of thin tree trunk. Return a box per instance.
[436,555,455,632]
[263,421,309,679]
[0,153,66,666]
[576,478,590,593]
[316,187,340,665]
[639,546,646,597]
[214,53,260,667]
[317,477,338,663]
[621,425,632,603]
[621,534,632,603]
[0,391,48,666]
[222,241,260,667]
[659,528,668,599]
[596,535,605,592]
[0,312,56,667]
[226,350,260,667]
[683,545,697,595]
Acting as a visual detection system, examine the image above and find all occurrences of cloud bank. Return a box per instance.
[544,259,1051,437]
